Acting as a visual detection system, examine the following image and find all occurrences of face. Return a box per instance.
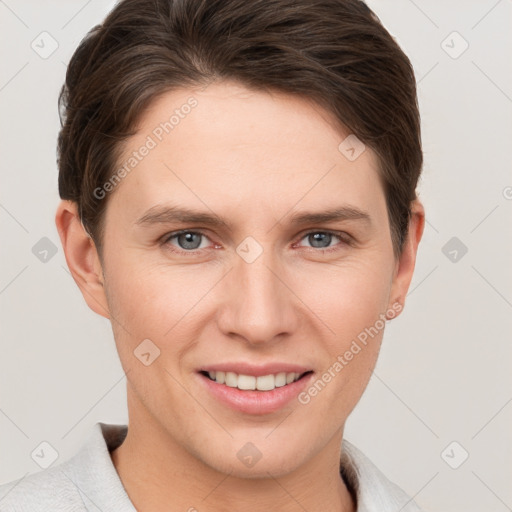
[72,80,417,477]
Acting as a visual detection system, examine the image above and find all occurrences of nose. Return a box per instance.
[216,247,299,346]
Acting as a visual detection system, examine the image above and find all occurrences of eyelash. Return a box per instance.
[160,229,352,256]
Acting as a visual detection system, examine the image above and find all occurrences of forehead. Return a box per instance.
[106,80,386,226]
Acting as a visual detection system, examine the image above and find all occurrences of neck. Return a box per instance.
[110,399,356,512]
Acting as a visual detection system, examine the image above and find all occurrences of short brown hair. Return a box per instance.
[57,0,422,259]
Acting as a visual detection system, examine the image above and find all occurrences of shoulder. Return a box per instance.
[341,439,426,512]
[0,462,85,512]
[0,422,131,512]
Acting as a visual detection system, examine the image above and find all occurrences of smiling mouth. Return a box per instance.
[200,370,313,391]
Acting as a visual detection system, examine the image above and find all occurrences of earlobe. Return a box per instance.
[387,199,425,318]
[55,200,110,319]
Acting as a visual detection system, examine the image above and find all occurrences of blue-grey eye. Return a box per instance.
[175,232,203,250]
[307,232,335,248]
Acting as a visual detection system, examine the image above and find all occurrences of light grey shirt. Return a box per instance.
[0,422,424,511]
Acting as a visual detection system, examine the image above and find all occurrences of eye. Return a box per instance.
[295,230,351,251]
[162,230,214,252]
[161,228,351,256]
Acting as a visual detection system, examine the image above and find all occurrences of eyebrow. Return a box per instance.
[135,204,372,230]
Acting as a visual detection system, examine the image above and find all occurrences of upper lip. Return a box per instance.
[199,362,313,377]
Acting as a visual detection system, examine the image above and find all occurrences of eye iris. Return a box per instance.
[309,232,331,248]
[178,232,202,250]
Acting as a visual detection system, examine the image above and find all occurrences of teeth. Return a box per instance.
[238,374,256,390]
[256,374,275,391]
[275,372,287,387]
[225,371,238,387]
[206,371,303,391]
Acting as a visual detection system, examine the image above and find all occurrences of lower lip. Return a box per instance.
[198,372,314,415]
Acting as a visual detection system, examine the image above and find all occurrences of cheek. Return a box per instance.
[300,258,393,338]
[103,257,215,354]
[106,255,174,318]
[299,259,392,391]
[102,262,204,403]
[294,273,389,424]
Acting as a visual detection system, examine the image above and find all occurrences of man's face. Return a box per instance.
[97,80,402,476]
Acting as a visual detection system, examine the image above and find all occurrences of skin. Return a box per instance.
[55,80,424,512]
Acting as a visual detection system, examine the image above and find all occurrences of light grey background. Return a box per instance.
[1,1,511,511]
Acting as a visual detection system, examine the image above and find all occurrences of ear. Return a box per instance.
[55,200,110,319]
[387,198,425,318]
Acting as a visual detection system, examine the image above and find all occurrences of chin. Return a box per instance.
[191,434,314,479]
